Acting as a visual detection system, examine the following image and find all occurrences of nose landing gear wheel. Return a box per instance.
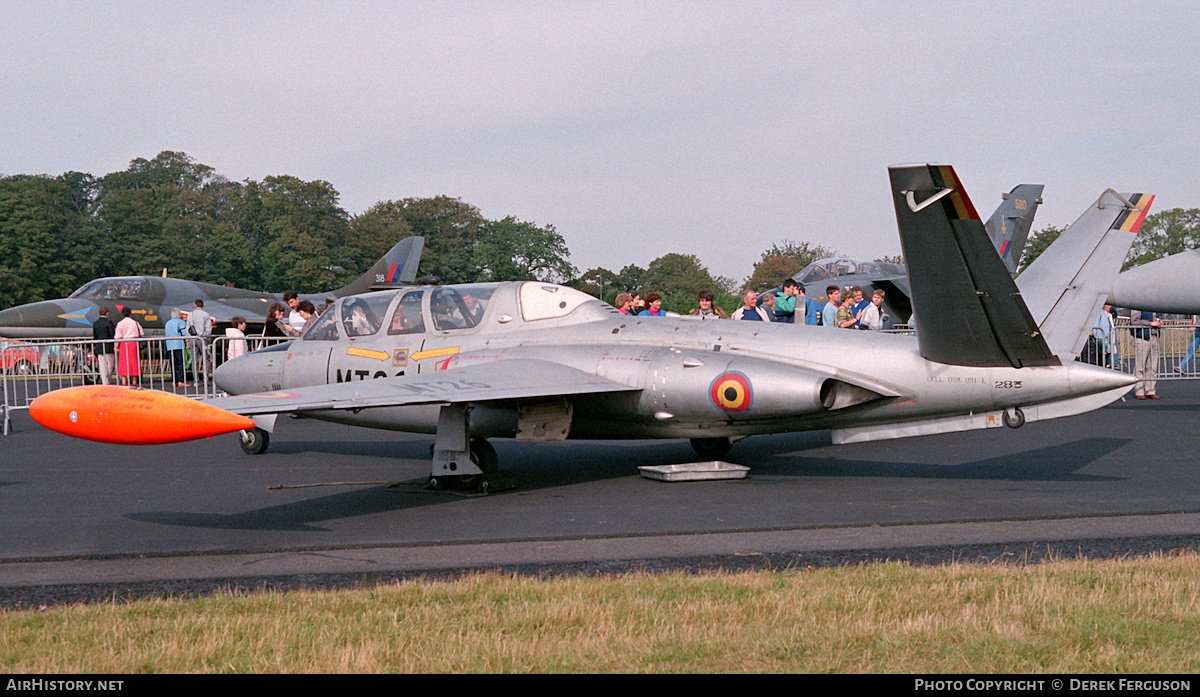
[239,427,270,455]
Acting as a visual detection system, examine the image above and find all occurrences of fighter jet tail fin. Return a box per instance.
[330,236,425,297]
[888,164,1058,368]
[1017,191,1153,358]
[985,184,1044,274]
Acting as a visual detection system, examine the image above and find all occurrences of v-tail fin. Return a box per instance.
[1017,190,1153,358]
[330,236,425,297]
[888,164,1058,369]
[984,184,1044,274]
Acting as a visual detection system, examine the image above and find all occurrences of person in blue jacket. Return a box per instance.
[164,308,188,387]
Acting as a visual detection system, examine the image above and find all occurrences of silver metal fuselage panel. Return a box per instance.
[214,282,1132,441]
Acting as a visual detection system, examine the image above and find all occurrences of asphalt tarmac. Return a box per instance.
[2,380,1198,607]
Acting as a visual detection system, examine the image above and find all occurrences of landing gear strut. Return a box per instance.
[427,404,512,493]
[690,436,734,459]
[427,437,503,493]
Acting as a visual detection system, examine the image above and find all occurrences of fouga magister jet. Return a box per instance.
[0,237,424,337]
[30,165,1152,492]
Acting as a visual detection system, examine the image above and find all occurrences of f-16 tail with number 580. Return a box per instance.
[31,165,1151,492]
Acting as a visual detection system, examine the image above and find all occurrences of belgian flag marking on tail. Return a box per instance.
[1112,194,1155,233]
[935,165,980,221]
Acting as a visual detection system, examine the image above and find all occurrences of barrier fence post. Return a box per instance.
[1,339,10,436]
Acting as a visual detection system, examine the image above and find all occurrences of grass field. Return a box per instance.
[4,553,1200,673]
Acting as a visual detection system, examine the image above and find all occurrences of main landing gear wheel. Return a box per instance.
[239,427,270,455]
[1003,408,1025,429]
[427,438,502,493]
[690,436,734,459]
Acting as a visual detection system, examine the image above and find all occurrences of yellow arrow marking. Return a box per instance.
[345,347,391,361]
[410,346,459,361]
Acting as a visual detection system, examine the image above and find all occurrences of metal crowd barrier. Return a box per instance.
[881,319,1199,380]
[788,319,1198,382]
[1106,319,1200,381]
[1,334,291,435]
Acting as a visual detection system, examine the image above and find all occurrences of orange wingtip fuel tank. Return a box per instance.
[29,386,256,445]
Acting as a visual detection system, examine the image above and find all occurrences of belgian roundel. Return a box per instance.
[709,371,753,413]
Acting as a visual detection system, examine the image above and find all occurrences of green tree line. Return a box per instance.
[8,151,1189,317]
[0,151,819,316]
[0,151,578,309]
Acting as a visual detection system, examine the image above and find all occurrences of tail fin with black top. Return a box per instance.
[888,164,1058,368]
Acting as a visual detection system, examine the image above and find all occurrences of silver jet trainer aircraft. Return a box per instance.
[0,237,424,337]
[31,165,1151,493]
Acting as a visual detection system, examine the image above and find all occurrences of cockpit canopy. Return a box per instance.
[519,283,597,321]
[301,283,502,341]
[795,258,905,284]
[300,281,605,342]
[70,278,149,301]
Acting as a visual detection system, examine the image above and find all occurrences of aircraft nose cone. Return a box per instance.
[215,341,291,395]
[0,301,71,337]
[214,355,255,394]
[1066,361,1136,395]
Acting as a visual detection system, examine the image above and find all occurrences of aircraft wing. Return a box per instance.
[209,359,640,416]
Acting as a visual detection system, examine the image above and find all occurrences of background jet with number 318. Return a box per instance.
[0,237,424,337]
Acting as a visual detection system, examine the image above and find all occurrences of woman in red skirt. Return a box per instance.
[114,307,144,386]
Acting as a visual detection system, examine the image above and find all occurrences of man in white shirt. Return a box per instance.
[859,289,888,330]
[731,290,771,322]
[283,291,305,336]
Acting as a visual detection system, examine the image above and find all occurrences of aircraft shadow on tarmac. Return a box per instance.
[734,437,1131,482]
[124,434,1129,532]
[1111,400,1200,414]
[124,438,706,532]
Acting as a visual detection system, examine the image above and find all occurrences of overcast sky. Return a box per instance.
[4,1,1197,284]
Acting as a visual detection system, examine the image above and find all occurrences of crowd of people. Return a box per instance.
[90,288,324,388]
[614,279,893,331]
